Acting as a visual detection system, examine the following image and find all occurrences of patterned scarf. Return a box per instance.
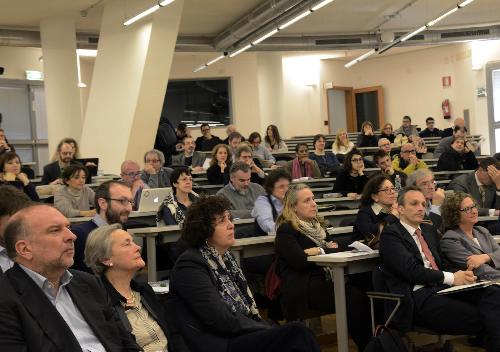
[199,244,260,319]
[291,158,313,179]
[296,218,327,247]
[156,191,198,226]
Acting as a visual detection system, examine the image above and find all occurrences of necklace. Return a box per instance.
[124,290,136,308]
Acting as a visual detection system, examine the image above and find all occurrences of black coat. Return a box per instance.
[41,160,87,185]
[70,220,99,273]
[352,206,399,245]
[436,149,478,171]
[356,134,379,147]
[333,171,368,196]
[275,222,341,320]
[206,164,230,185]
[0,264,141,351]
[169,247,269,352]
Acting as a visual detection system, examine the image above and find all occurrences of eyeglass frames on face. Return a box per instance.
[459,204,478,214]
[106,198,135,206]
[378,187,396,194]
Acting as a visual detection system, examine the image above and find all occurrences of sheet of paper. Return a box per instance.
[149,280,170,294]
[323,250,377,258]
[348,241,374,253]
[437,281,489,295]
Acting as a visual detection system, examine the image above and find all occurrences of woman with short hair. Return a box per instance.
[380,123,395,143]
[54,164,95,217]
[437,136,478,171]
[0,151,39,201]
[168,195,320,352]
[284,143,321,179]
[309,134,341,176]
[356,121,379,147]
[248,132,276,166]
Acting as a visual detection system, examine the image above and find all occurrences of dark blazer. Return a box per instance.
[356,134,378,147]
[275,222,342,320]
[0,264,140,352]
[194,136,223,152]
[419,128,442,138]
[436,149,478,171]
[101,275,189,352]
[333,170,368,196]
[172,151,206,168]
[447,173,500,216]
[70,220,99,273]
[206,164,230,185]
[169,247,269,352]
[379,221,447,331]
[352,206,399,245]
[41,160,86,185]
[441,226,500,280]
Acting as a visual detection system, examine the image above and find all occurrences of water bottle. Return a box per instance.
[395,174,402,192]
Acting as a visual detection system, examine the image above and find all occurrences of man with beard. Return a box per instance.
[70,180,133,272]
[216,162,265,219]
[41,141,82,185]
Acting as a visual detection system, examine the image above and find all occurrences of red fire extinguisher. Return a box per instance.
[442,99,451,119]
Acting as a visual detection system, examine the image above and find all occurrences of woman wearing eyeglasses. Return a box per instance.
[333,149,368,199]
[436,136,478,172]
[352,175,399,249]
[380,123,396,143]
[440,192,500,280]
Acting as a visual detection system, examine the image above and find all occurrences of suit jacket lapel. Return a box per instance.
[8,265,81,351]
[467,174,482,205]
[396,222,423,261]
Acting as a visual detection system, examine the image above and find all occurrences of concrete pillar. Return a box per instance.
[40,18,82,154]
[80,0,184,173]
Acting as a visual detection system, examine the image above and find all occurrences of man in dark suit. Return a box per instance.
[379,186,500,351]
[172,136,206,171]
[447,157,500,216]
[71,180,133,273]
[0,204,140,351]
[41,140,82,185]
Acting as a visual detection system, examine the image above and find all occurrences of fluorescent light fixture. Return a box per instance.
[206,54,226,66]
[76,54,86,88]
[159,0,174,6]
[193,64,207,73]
[426,7,458,27]
[311,0,335,11]
[378,40,401,54]
[76,49,98,57]
[124,4,160,26]
[279,10,311,30]
[458,0,475,8]
[229,44,252,58]
[400,25,427,42]
[252,29,279,45]
[344,49,376,69]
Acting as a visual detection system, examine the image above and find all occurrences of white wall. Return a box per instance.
[0,46,43,79]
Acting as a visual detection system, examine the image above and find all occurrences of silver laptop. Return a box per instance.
[137,187,171,213]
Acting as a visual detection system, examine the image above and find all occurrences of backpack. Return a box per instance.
[363,326,408,352]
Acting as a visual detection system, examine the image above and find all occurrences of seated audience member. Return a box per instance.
[222,124,236,144]
[157,166,199,226]
[169,196,320,352]
[0,186,31,273]
[353,175,399,248]
[140,149,173,188]
[440,192,500,281]
[379,187,500,349]
[54,164,95,218]
[434,126,473,157]
[447,157,500,216]
[71,180,133,273]
[380,123,396,143]
[227,131,243,161]
[172,136,206,171]
[41,140,81,185]
[378,137,392,156]
[85,224,181,352]
[392,143,428,176]
[441,117,466,138]
[332,128,354,161]
[0,128,15,155]
[175,122,190,150]
[235,144,265,184]
[309,134,341,176]
[437,136,478,171]
[248,132,276,166]
[356,121,378,147]
[0,152,39,201]
[374,150,407,188]
[333,149,368,198]
[120,160,148,210]
[285,143,321,180]
[195,123,222,152]
[50,137,80,161]
[419,117,441,138]
[394,115,418,137]
[206,144,232,185]
[407,169,445,230]
[275,184,371,349]
[411,135,427,158]
[216,162,265,219]
[251,169,291,233]
[264,124,288,152]
[0,205,141,351]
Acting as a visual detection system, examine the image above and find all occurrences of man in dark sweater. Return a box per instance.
[195,123,223,152]
[419,117,441,138]
[70,180,133,272]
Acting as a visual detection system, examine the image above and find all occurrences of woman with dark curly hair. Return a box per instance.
[168,195,320,352]
[0,151,39,201]
[440,192,500,280]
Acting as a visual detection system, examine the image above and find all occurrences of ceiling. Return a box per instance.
[0,0,499,46]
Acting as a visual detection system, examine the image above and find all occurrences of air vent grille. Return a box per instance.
[441,29,490,39]
[316,38,362,45]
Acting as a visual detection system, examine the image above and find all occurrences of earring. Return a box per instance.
[107,262,113,267]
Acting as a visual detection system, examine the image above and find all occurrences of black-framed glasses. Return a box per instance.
[378,187,397,194]
[459,204,478,214]
[106,198,135,206]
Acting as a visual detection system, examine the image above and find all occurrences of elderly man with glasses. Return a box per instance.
[120,160,148,210]
[140,149,173,188]
[392,143,428,176]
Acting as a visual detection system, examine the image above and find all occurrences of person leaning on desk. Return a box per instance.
[275,183,372,351]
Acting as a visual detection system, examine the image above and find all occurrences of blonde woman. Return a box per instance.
[332,128,354,160]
